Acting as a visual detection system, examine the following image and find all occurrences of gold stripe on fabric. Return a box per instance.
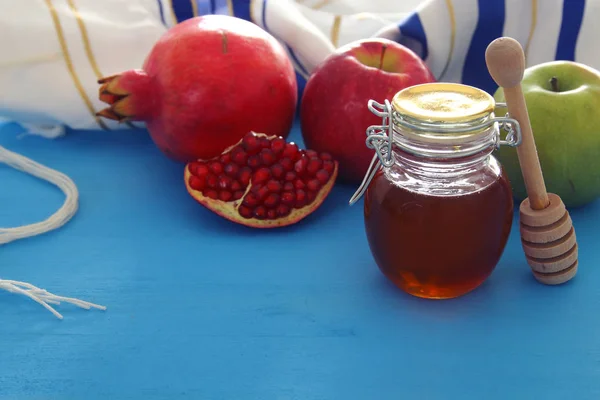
[330,15,342,48]
[166,0,179,25]
[191,0,198,17]
[311,0,333,10]
[67,0,136,129]
[66,0,101,78]
[44,0,109,130]
[439,0,456,80]
[226,0,233,16]
[249,0,258,23]
[524,0,538,60]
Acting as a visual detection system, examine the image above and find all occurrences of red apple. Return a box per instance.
[300,38,436,183]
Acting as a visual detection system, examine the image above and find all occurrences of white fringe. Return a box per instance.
[0,144,78,245]
[0,143,106,319]
[0,280,106,320]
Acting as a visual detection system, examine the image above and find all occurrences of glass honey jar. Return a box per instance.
[350,83,523,299]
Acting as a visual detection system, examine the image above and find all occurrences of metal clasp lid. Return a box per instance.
[348,100,523,205]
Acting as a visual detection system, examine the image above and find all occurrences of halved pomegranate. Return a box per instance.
[184,132,339,228]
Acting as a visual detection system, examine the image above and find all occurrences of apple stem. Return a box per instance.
[379,44,387,70]
[550,76,559,92]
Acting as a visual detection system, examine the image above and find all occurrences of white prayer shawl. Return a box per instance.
[2,0,597,133]
[0,0,597,317]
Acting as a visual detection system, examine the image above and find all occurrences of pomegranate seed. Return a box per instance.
[271,164,285,179]
[238,205,252,219]
[320,152,333,161]
[188,162,200,175]
[260,137,271,148]
[280,157,294,171]
[242,134,261,154]
[253,206,267,219]
[233,190,245,200]
[193,163,209,177]
[306,149,318,159]
[220,153,231,164]
[276,204,291,217]
[218,176,232,190]
[206,174,218,189]
[294,158,307,175]
[264,193,280,208]
[267,209,278,219]
[188,176,205,191]
[248,155,261,168]
[316,169,330,184]
[282,143,298,159]
[267,180,282,193]
[283,182,294,192]
[306,158,322,175]
[281,191,296,205]
[231,147,248,165]
[260,149,276,166]
[285,171,296,182]
[323,161,335,174]
[205,190,218,199]
[209,161,223,175]
[294,180,306,190]
[224,163,239,177]
[253,167,271,184]
[239,167,252,186]
[296,189,307,207]
[256,185,270,201]
[306,191,316,205]
[271,138,286,154]
[231,180,242,192]
[219,191,233,202]
[307,179,321,192]
[243,192,259,207]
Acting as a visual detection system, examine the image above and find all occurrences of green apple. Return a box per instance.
[494,60,600,208]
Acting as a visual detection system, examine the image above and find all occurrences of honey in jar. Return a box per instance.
[352,83,522,299]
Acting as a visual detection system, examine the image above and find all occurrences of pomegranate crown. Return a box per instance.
[96,69,156,122]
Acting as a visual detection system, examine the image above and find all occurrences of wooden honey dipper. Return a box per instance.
[485,37,578,285]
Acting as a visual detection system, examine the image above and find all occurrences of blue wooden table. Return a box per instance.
[1,119,599,399]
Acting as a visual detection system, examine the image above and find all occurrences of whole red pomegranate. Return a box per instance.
[97,15,297,162]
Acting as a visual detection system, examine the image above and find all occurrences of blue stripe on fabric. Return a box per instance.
[197,0,212,15]
[172,0,195,22]
[210,0,216,13]
[261,0,269,30]
[286,46,310,77]
[213,0,229,14]
[556,0,586,61]
[397,12,429,61]
[230,0,252,21]
[229,1,307,99]
[260,0,309,77]
[461,0,506,94]
[157,0,166,25]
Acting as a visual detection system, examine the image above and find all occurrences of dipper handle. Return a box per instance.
[485,37,550,210]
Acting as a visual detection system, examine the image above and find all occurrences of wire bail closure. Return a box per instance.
[348,100,523,206]
[365,99,396,169]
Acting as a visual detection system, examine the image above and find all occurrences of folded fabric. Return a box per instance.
[2,0,598,133]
